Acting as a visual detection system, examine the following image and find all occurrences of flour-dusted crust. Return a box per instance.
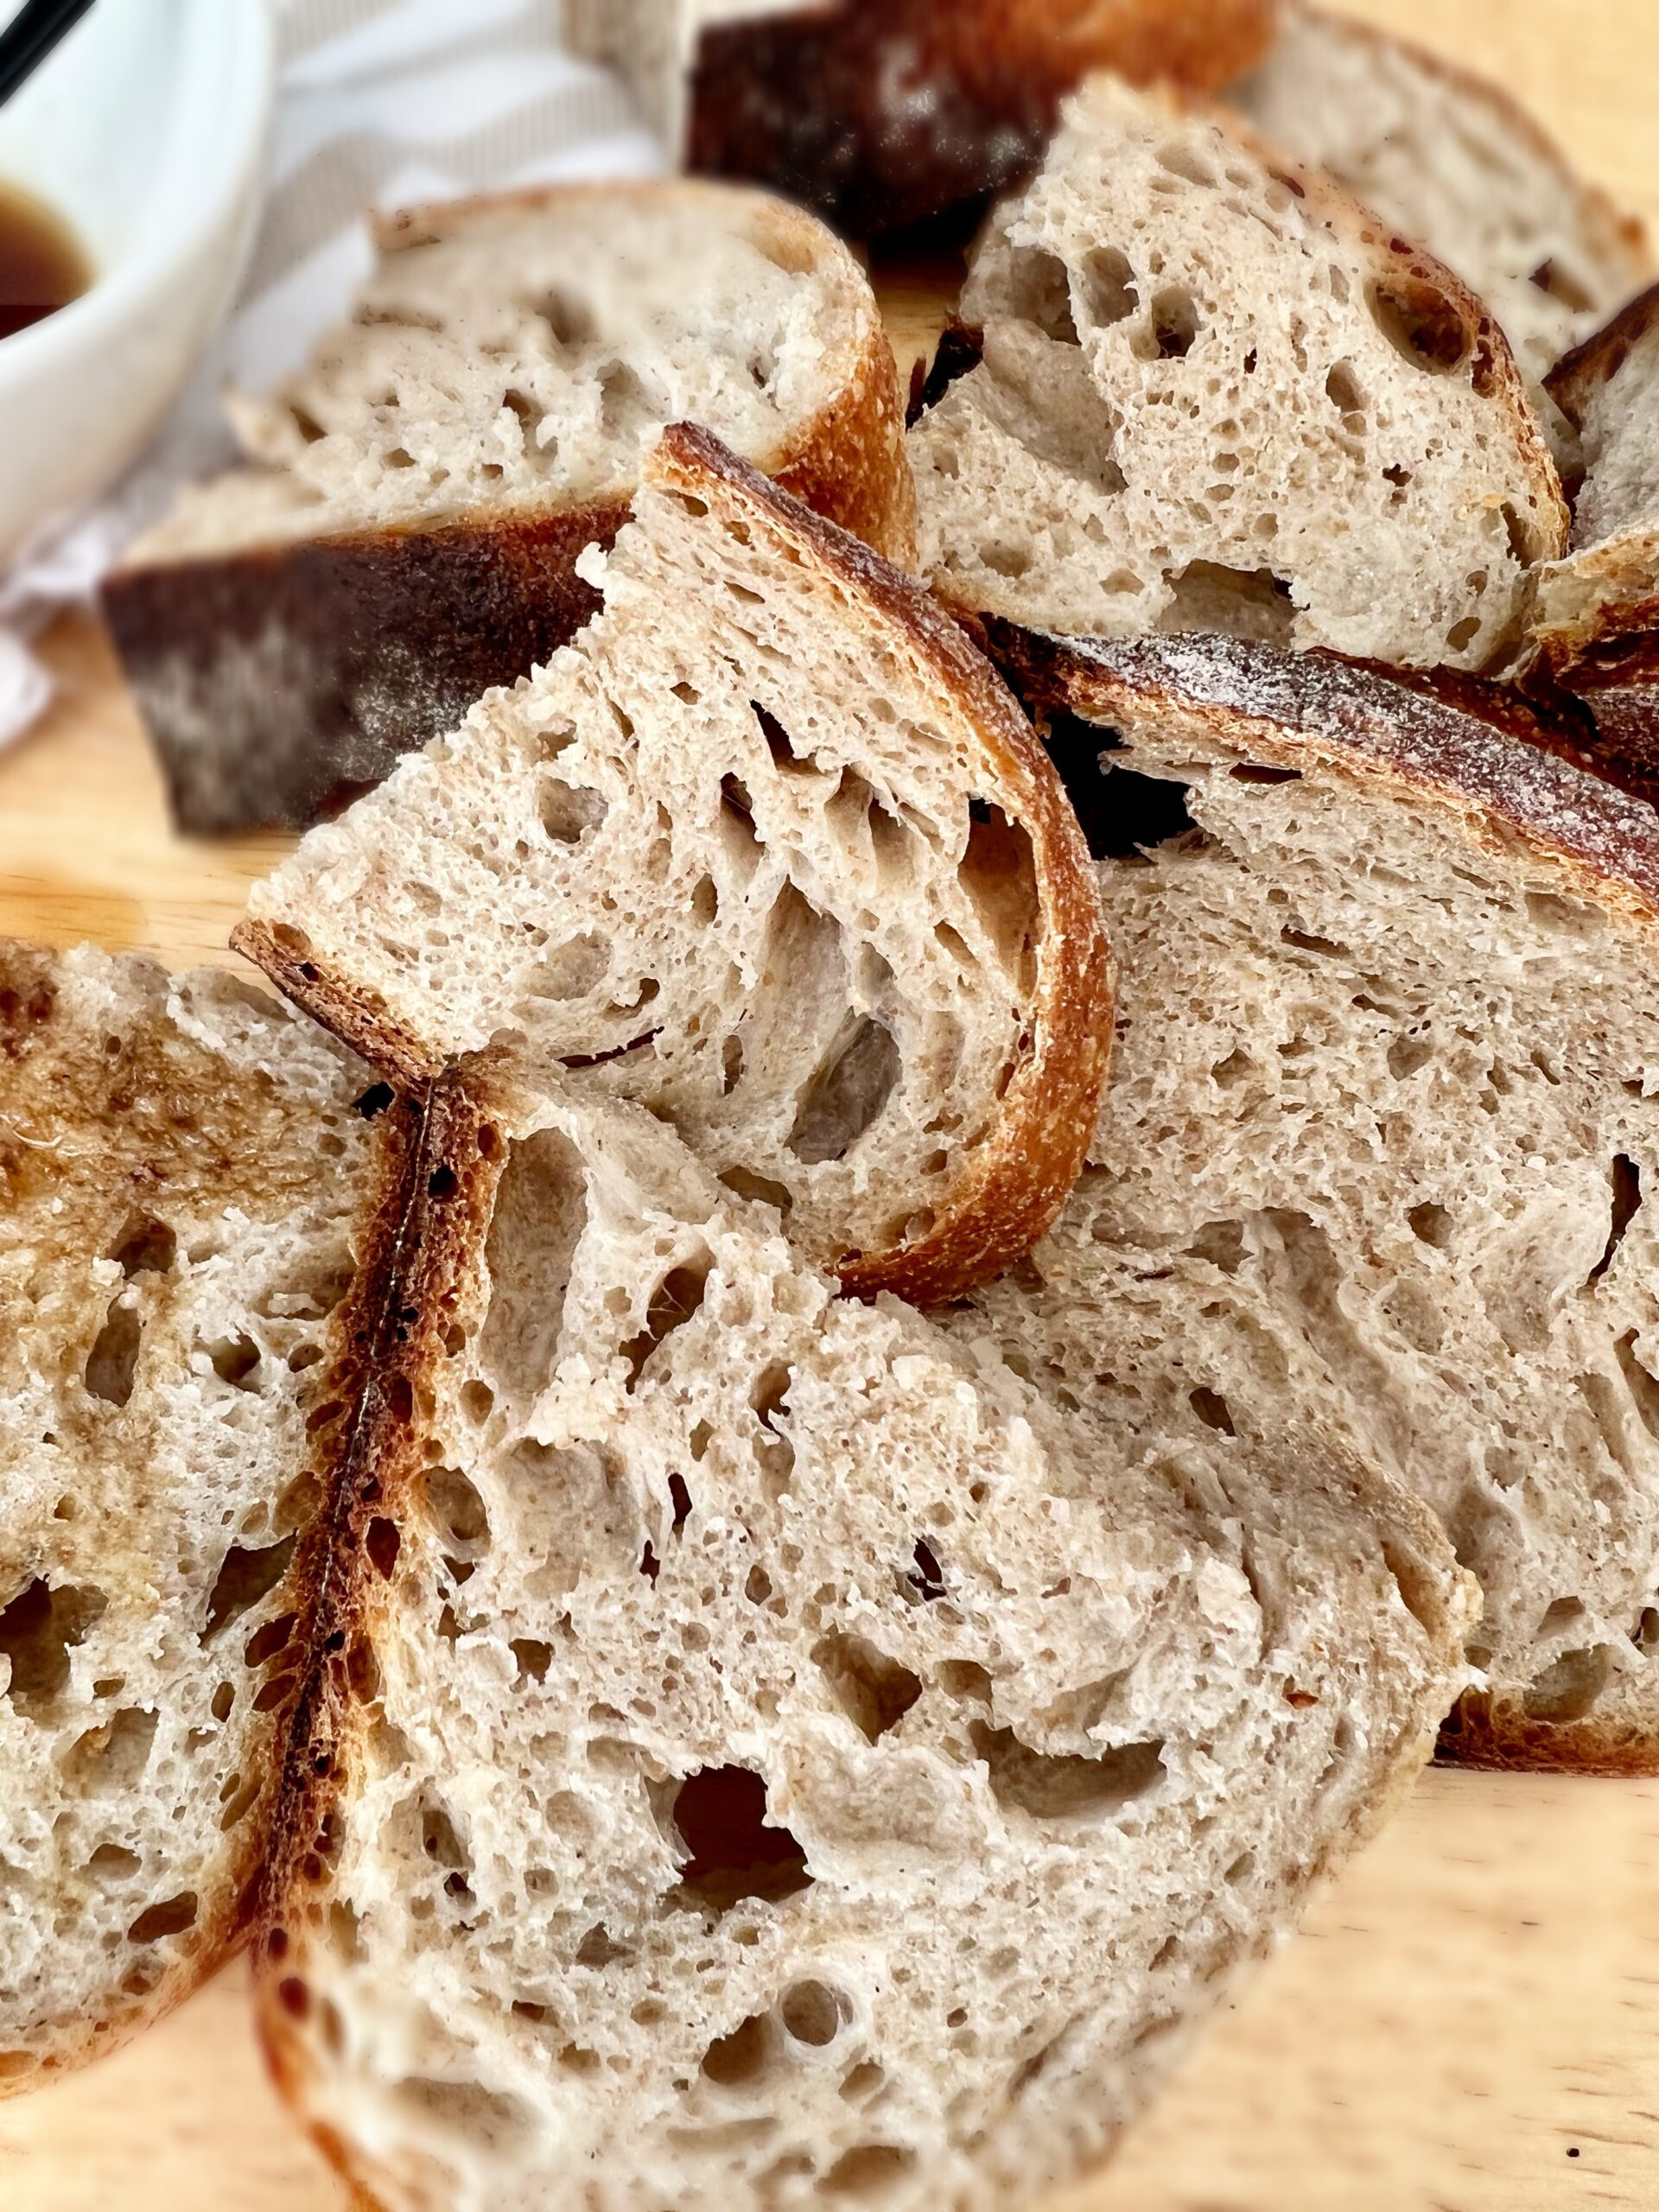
[254,1071,1470,2212]
[0,944,387,2092]
[991,626,1659,1774]
[238,426,1113,1306]
[910,77,1567,673]
[105,181,914,836]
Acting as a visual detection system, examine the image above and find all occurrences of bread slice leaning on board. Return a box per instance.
[907,75,1567,672]
[987,622,1659,1770]
[253,1069,1471,2212]
[562,0,1282,240]
[236,425,1112,1306]
[1230,1,1650,389]
[102,183,914,836]
[0,944,389,2092]
[1527,283,1659,781]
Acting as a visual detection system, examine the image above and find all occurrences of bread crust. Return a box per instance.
[1546,276,1659,428]
[1439,1692,1659,1777]
[253,1076,490,2202]
[238,426,1116,1308]
[106,182,915,837]
[992,622,1659,928]
[1526,283,1659,772]
[685,0,1281,238]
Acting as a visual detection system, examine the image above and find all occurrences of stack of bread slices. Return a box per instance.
[9,6,1659,2209]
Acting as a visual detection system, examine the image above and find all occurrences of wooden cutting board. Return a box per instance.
[6,3,1659,2206]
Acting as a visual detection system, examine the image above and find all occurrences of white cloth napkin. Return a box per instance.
[0,0,659,748]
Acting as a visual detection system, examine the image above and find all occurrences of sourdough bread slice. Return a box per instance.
[237,425,1111,1306]
[1231,3,1650,389]
[1527,283,1659,782]
[907,75,1567,673]
[991,622,1659,1770]
[103,182,914,836]
[0,943,387,2091]
[254,1071,1471,2212]
[563,0,1282,240]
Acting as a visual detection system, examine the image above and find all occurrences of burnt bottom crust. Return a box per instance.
[102,507,619,836]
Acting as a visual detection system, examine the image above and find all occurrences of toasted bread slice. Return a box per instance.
[237,426,1111,1306]
[104,183,913,835]
[0,944,385,2092]
[991,621,1659,1770]
[908,75,1567,672]
[1232,3,1649,387]
[564,0,1282,239]
[255,1071,1469,2212]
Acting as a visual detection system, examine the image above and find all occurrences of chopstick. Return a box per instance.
[0,0,99,108]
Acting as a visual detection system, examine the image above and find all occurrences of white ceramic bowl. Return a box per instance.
[0,0,276,564]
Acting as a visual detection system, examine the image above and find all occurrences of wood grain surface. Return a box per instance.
[5,3,1659,2207]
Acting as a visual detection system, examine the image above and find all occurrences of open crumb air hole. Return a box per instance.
[671,1766,811,1910]
[0,1580,107,1716]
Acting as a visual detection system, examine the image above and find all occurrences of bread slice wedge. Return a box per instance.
[236,425,1111,1306]
[102,182,914,836]
[0,943,387,2092]
[990,621,1659,1771]
[1526,283,1659,784]
[908,75,1567,672]
[563,0,1283,240]
[1230,3,1650,388]
[253,1069,1471,2212]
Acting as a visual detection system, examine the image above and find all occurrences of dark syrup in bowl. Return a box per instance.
[0,179,90,342]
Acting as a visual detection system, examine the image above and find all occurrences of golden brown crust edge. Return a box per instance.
[651,423,1115,1306]
[995,623,1659,931]
[253,1077,494,2209]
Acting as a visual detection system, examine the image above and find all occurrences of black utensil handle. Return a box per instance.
[0,0,99,108]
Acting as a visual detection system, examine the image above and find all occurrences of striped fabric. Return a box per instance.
[0,0,659,744]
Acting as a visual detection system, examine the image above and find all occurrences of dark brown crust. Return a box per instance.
[1529,287,1659,775]
[993,622,1659,924]
[1438,1690,1659,1777]
[240,425,1116,1307]
[1546,276,1659,426]
[906,319,985,429]
[253,1076,493,2201]
[108,181,914,838]
[102,511,615,836]
[687,0,1281,238]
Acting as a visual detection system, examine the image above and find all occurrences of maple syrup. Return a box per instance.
[0,179,89,343]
